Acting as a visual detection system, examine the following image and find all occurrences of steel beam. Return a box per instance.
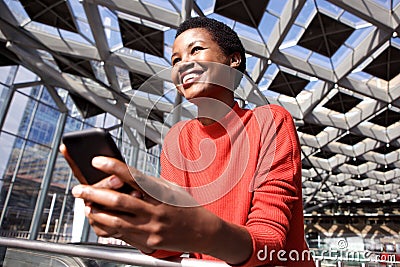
[7,42,165,144]
[326,0,399,31]
[89,0,181,28]
[82,1,121,92]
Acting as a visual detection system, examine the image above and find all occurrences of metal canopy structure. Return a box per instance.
[0,0,399,215]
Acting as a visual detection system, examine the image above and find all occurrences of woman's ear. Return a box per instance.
[230,52,241,68]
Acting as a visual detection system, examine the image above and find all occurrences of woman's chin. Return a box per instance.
[184,94,200,102]
[181,86,206,100]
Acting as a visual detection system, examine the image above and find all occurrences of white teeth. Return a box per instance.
[182,73,200,84]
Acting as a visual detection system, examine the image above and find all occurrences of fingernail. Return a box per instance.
[59,144,65,152]
[131,190,143,199]
[92,156,108,167]
[84,206,91,216]
[109,176,123,188]
[72,186,83,196]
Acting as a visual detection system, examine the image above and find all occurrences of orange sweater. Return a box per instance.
[156,103,314,266]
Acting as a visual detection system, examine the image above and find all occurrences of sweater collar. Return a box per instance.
[194,102,246,136]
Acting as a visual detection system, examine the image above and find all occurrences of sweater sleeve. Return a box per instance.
[240,105,302,266]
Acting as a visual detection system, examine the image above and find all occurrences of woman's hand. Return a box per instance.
[62,150,253,264]
[70,156,224,256]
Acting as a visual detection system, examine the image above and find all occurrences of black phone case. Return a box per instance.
[62,128,133,193]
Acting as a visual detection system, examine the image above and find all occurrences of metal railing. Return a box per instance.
[0,230,72,243]
[3,237,398,266]
[0,237,229,267]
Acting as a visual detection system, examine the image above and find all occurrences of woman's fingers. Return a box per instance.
[95,158,195,206]
[91,175,124,189]
[91,156,145,193]
[87,208,151,233]
[87,211,155,252]
[72,185,153,215]
[91,156,177,204]
[91,156,130,179]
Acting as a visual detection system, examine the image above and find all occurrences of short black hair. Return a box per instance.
[176,17,246,78]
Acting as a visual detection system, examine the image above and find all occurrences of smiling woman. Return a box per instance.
[63,17,315,267]
[170,28,239,115]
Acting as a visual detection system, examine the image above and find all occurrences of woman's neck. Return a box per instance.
[196,97,235,126]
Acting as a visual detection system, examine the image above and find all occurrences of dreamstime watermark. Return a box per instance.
[257,239,397,263]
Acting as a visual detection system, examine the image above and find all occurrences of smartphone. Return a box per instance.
[62,128,133,193]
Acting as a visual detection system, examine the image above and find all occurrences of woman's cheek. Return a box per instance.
[171,67,180,85]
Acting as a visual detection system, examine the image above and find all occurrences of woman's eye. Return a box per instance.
[191,46,203,54]
[172,58,181,66]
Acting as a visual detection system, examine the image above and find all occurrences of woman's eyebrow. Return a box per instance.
[172,40,205,59]
[187,40,203,48]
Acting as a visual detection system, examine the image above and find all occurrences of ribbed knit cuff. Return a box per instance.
[143,249,182,259]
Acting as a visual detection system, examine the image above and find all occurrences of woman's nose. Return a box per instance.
[177,61,195,74]
[171,60,195,84]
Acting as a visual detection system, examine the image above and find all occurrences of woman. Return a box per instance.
[63,17,315,266]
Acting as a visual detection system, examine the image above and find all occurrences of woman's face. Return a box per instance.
[171,28,239,101]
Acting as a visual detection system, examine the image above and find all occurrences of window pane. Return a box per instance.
[18,85,59,109]
[16,141,49,183]
[40,87,58,109]
[27,103,60,146]
[64,117,83,133]
[0,66,17,86]
[38,153,77,242]
[0,132,19,199]
[55,193,75,242]
[0,141,50,233]
[3,92,32,137]
[52,153,73,188]
[14,66,38,84]
[0,85,11,111]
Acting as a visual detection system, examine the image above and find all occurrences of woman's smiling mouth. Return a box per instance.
[180,69,205,87]
[182,72,201,84]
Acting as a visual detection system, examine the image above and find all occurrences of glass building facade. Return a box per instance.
[0,65,160,242]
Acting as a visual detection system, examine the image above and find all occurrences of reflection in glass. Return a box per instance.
[3,91,32,137]
[27,103,60,146]
[0,139,48,232]
[0,64,160,243]
[0,66,18,86]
